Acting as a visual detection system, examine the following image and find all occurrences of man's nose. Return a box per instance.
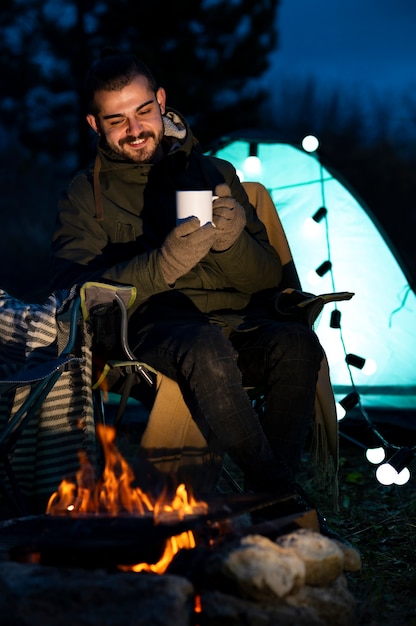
[127,117,143,136]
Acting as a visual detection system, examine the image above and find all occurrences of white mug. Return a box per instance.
[176,190,214,226]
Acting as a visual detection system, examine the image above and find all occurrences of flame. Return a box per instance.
[119,530,196,575]
[194,594,202,613]
[47,425,154,516]
[46,424,208,573]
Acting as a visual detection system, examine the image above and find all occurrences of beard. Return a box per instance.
[101,128,164,164]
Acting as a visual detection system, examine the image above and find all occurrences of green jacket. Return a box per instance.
[51,109,282,318]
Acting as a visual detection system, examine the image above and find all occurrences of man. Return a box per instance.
[50,50,323,508]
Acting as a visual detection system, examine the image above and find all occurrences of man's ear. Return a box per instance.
[86,113,100,135]
[156,87,166,115]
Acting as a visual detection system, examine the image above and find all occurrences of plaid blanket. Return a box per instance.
[0,288,96,509]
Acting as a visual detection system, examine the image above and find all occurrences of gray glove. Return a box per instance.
[158,217,217,285]
[212,183,246,251]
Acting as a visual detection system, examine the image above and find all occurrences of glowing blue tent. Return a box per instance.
[210,139,416,414]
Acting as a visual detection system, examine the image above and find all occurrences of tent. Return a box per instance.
[209,139,416,417]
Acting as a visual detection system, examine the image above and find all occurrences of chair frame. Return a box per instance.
[0,295,83,516]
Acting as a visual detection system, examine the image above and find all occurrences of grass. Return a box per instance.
[300,429,416,626]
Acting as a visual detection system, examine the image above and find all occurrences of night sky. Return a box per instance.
[265,0,416,123]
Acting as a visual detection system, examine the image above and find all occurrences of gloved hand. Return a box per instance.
[212,183,246,251]
[158,217,216,285]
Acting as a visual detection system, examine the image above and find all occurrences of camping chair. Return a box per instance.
[78,281,155,426]
[89,181,352,497]
[0,290,95,515]
[78,280,226,493]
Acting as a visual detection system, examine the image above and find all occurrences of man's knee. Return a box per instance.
[181,325,238,377]
[278,322,322,361]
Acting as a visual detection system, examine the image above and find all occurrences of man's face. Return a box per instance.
[86,75,166,163]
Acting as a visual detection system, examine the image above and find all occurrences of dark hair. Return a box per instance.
[84,48,159,115]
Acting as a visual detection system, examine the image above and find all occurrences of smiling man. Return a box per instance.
[86,72,166,164]
[50,49,325,519]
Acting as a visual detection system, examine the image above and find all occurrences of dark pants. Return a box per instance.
[130,309,323,493]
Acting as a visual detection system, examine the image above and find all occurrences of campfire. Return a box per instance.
[46,423,209,573]
[0,425,362,625]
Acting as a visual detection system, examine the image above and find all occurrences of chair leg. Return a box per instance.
[220,465,245,494]
[0,373,67,518]
[1,374,62,451]
[93,388,106,425]
[114,372,136,425]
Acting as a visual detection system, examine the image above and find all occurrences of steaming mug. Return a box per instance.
[176,190,217,226]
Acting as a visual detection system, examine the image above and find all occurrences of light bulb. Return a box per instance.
[365,447,386,464]
[302,135,319,153]
[361,358,377,376]
[307,269,323,287]
[335,402,347,421]
[303,217,322,237]
[394,467,410,485]
[376,463,397,485]
[243,156,261,176]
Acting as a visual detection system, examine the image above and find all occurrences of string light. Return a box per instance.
[330,309,341,328]
[304,207,328,236]
[375,447,414,486]
[214,134,412,488]
[302,134,320,153]
[365,446,386,464]
[243,143,261,176]
[300,134,405,487]
[336,391,360,421]
[315,260,332,277]
[312,207,327,223]
[345,353,366,370]
[300,134,408,488]
[361,358,377,376]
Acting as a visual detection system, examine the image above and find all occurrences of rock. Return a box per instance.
[287,574,358,626]
[0,562,194,626]
[0,525,361,625]
[276,529,344,586]
[203,533,305,601]
[200,589,326,626]
[332,538,362,572]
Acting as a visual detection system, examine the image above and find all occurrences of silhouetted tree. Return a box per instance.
[0,0,279,168]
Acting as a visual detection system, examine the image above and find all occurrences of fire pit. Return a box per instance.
[0,425,360,625]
